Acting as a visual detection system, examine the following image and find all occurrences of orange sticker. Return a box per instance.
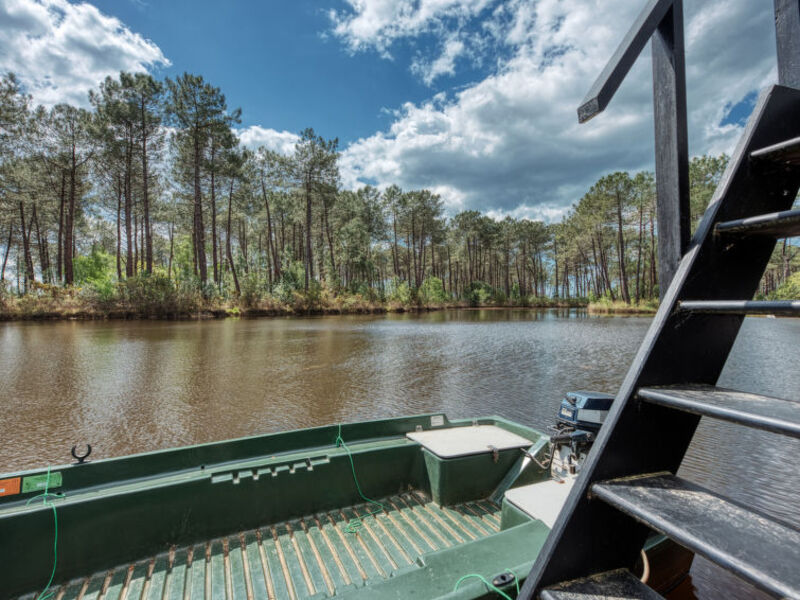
[0,477,21,497]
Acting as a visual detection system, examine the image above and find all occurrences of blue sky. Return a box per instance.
[88,0,445,143]
[0,0,780,221]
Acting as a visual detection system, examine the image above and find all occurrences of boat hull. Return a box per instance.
[0,414,689,599]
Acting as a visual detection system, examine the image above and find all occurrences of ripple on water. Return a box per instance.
[0,310,797,599]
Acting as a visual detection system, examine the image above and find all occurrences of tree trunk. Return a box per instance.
[521,243,528,296]
[316,204,325,282]
[227,178,240,295]
[112,175,120,280]
[32,202,50,283]
[168,222,175,281]
[124,135,133,278]
[210,145,219,284]
[391,210,399,277]
[781,238,790,282]
[504,239,510,297]
[279,214,285,258]
[64,149,77,285]
[16,243,22,293]
[411,212,418,288]
[595,230,615,300]
[649,200,657,295]
[635,201,644,302]
[1,223,13,282]
[615,191,630,303]
[141,213,145,272]
[552,234,559,299]
[324,197,336,278]
[239,219,249,273]
[19,201,35,288]
[134,213,139,276]
[304,178,313,289]
[194,131,208,283]
[141,95,153,273]
[447,246,453,295]
[191,226,197,276]
[419,222,426,285]
[260,181,279,281]
[57,170,65,283]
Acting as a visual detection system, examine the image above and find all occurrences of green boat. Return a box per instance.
[0,408,690,600]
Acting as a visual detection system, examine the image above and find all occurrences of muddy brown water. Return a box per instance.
[1,309,798,598]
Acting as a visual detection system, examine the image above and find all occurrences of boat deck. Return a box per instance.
[22,490,502,600]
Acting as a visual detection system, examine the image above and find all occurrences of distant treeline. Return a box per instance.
[0,71,796,314]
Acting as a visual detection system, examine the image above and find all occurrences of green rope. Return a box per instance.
[26,466,63,600]
[452,569,519,599]
[335,424,389,533]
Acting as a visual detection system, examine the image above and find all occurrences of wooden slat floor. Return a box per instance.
[21,491,502,600]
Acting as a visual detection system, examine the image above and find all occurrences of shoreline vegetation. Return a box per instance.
[0,302,595,322]
[2,72,797,324]
[587,299,659,315]
[5,270,798,321]
[0,275,594,321]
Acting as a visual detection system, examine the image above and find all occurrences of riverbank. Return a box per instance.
[587,299,659,315]
[0,288,588,321]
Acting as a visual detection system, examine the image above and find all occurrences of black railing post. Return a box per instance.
[652,0,690,299]
[775,0,800,88]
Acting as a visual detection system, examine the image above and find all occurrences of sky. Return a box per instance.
[0,0,780,222]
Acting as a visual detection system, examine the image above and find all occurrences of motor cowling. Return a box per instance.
[556,390,615,432]
[550,391,615,478]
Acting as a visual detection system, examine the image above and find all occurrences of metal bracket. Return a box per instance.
[71,444,92,464]
[492,571,516,588]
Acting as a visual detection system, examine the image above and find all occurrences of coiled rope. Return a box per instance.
[26,466,63,600]
[335,424,389,533]
[453,568,519,599]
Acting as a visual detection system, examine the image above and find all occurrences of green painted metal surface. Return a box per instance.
[14,491,520,600]
[1,414,549,599]
[500,498,536,531]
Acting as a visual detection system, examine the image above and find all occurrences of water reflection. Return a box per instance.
[1,310,797,598]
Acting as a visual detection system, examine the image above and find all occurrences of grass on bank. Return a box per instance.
[587,271,800,315]
[0,273,589,321]
[587,298,660,315]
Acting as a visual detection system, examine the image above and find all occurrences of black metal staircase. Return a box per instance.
[519,1,800,598]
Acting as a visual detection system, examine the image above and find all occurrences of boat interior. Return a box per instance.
[1,414,567,600]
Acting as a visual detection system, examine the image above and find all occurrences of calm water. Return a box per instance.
[1,309,798,598]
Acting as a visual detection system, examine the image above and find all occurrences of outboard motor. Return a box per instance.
[550,391,615,479]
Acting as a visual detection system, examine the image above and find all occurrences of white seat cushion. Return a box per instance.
[504,478,575,528]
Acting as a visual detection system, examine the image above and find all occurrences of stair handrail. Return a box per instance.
[580,0,800,294]
[578,0,678,123]
[579,0,690,296]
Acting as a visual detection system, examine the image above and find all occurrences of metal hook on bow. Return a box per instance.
[71,444,92,464]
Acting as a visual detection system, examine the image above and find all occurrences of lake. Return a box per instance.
[1,309,798,599]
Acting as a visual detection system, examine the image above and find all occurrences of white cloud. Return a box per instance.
[329,0,493,55]
[429,184,466,211]
[336,0,777,221]
[236,126,299,155]
[411,34,466,85]
[486,203,571,223]
[0,0,169,107]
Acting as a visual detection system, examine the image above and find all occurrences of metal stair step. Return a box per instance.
[715,208,800,238]
[677,300,800,316]
[637,385,800,438]
[751,135,800,165]
[591,474,800,599]
[540,569,662,600]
